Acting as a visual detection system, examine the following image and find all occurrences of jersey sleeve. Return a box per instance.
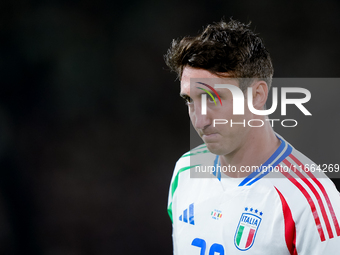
[167,144,208,223]
[167,151,191,223]
[274,161,340,254]
[295,178,340,254]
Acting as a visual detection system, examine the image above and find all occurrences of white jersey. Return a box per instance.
[167,135,340,254]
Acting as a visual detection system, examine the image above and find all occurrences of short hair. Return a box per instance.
[164,19,274,90]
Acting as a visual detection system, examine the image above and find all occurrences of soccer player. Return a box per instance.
[165,20,340,254]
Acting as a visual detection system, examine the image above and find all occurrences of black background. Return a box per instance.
[0,0,339,254]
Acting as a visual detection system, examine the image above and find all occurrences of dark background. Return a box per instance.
[0,0,339,254]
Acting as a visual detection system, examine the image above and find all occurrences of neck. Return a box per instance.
[219,120,281,178]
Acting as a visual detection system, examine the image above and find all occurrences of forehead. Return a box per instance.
[180,67,238,95]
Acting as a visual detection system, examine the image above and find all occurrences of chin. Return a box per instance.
[205,143,228,156]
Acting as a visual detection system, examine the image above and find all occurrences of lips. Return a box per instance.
[200,129,218,135]
[203,133,216,136]
[202,133,219,140]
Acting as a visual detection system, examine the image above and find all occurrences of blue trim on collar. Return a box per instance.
[212,155,222,181]
[238,136,291,187]
[245,144,292,186]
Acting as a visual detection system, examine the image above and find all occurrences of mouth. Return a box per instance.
[202,133,219,139]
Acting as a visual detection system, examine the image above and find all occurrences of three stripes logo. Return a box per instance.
[179,203,195,225]
[234,207,262,251]
[279,154,340,241]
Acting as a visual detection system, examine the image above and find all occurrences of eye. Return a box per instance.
[208,95,218,104]
[182,96,193,105]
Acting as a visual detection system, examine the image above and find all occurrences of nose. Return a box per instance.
[192,102,211,130]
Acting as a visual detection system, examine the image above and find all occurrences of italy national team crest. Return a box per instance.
[234,207,262,251]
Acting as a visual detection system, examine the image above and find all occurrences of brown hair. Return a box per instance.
[164,19,274,90]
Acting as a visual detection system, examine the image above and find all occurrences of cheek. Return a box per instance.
[189,111,196,123]
[216,104,234,119]
[188,104,194,114]
[243,105,254,120]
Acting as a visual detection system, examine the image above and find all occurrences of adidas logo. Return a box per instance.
[179,203,195,225]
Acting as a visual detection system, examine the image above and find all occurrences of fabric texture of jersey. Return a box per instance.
[167,134,340,255]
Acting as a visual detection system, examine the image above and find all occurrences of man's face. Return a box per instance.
[180,66,253,156]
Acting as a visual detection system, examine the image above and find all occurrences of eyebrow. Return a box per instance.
[179,91,217,99]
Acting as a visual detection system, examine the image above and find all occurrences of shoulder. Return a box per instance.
[172,143,214,178]
[267,136,339,209]
[169,144,216,200]
[167,143,215,222]
[267,137,340,246]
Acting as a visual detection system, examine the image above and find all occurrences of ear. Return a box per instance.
[251,80,268,110]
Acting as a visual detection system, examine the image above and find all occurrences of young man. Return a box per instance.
[165,20,340,254]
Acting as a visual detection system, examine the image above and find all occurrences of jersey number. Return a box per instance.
[191,238,224,255]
